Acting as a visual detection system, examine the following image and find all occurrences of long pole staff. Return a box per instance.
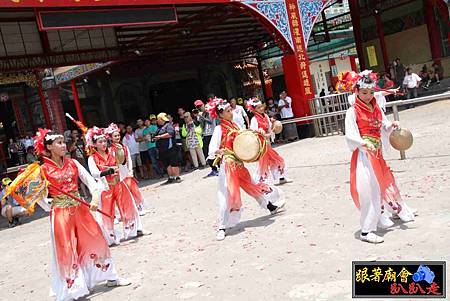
[49,183,113,218]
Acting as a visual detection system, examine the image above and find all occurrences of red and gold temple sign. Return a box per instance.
[285,0,314,98]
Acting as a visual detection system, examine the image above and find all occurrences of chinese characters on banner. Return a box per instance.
[285,0,314,97]
[353,261,446,298]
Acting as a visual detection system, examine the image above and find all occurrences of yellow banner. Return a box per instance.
[367,46,378,67]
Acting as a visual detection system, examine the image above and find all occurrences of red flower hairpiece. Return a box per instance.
[246,97,262,112]
[336,70,378,92]
[85,126,105,147]
[33,128,51,155]
[104,123,120,138]
[205,97,228,120]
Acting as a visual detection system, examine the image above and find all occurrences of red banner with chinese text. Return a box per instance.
[284,0,314,117]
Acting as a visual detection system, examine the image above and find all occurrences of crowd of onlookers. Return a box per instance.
[388,58,443,100]
[4,134,37,167]
[317,58,445,102]
[0,91,300,227]
[97,91,299,185]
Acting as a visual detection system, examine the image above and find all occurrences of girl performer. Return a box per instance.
[247,98,292,185]
[86,127,142,246]
[344,71,416,244]
[35,129,130,301]
[105,123,148,216]
[207,98,285,241]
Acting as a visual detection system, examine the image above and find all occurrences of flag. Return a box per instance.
[1,162,48,214]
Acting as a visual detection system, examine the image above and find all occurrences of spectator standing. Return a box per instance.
[16,139,26,165]
[181,112,206,169]
[66,129,90,198]
[319,89,326,97]
[195,99,218,177]
[118,122,127,140]
[22,133,34,149]
[230,98,249,129]
[122,125,145,179]
[177,108,193,172]
[67,130,88,169]
[393,58,406,88]
[328,85,337,95]
[242,98,254,123]
[155,113,181,184]
[403,68,421,100]
[191,109,200,122]
[266,98,280,120]
[266,98,281,143]
[1,178,27,227]
[26,146,37,163]
[143,115,164,178]
[7,138,18,165]
[278,91,299,141]
[134,119,150,179]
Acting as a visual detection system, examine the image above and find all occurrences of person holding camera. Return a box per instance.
[181,112,206,169]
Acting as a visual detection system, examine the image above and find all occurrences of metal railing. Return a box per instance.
[308,93,350,137]
[280,91,450,160]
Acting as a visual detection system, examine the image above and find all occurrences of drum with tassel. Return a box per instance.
[233,130,267,163]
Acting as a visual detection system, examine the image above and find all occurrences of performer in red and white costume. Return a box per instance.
[105,123,148,216]
[35,129,130,301]
[247,98,292,185]
[207,98,285,241]
[344,71,416,244]
[86,127,142,246]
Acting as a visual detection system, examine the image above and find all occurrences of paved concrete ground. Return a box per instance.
[1,100,449,301]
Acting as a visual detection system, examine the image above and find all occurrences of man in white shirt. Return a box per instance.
[278,91,294,119]
[403,68,421,100]
[230,98,249,129]
[278,91,298,141]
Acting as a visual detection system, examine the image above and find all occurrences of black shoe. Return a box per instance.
[13,217,20,225]
[175,177,182,183]
[163,178,175,185]
[8,221,16,228]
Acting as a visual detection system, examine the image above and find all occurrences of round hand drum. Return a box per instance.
[272,120,283,134]
[233,130,267,163]
[389,128,413,151]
